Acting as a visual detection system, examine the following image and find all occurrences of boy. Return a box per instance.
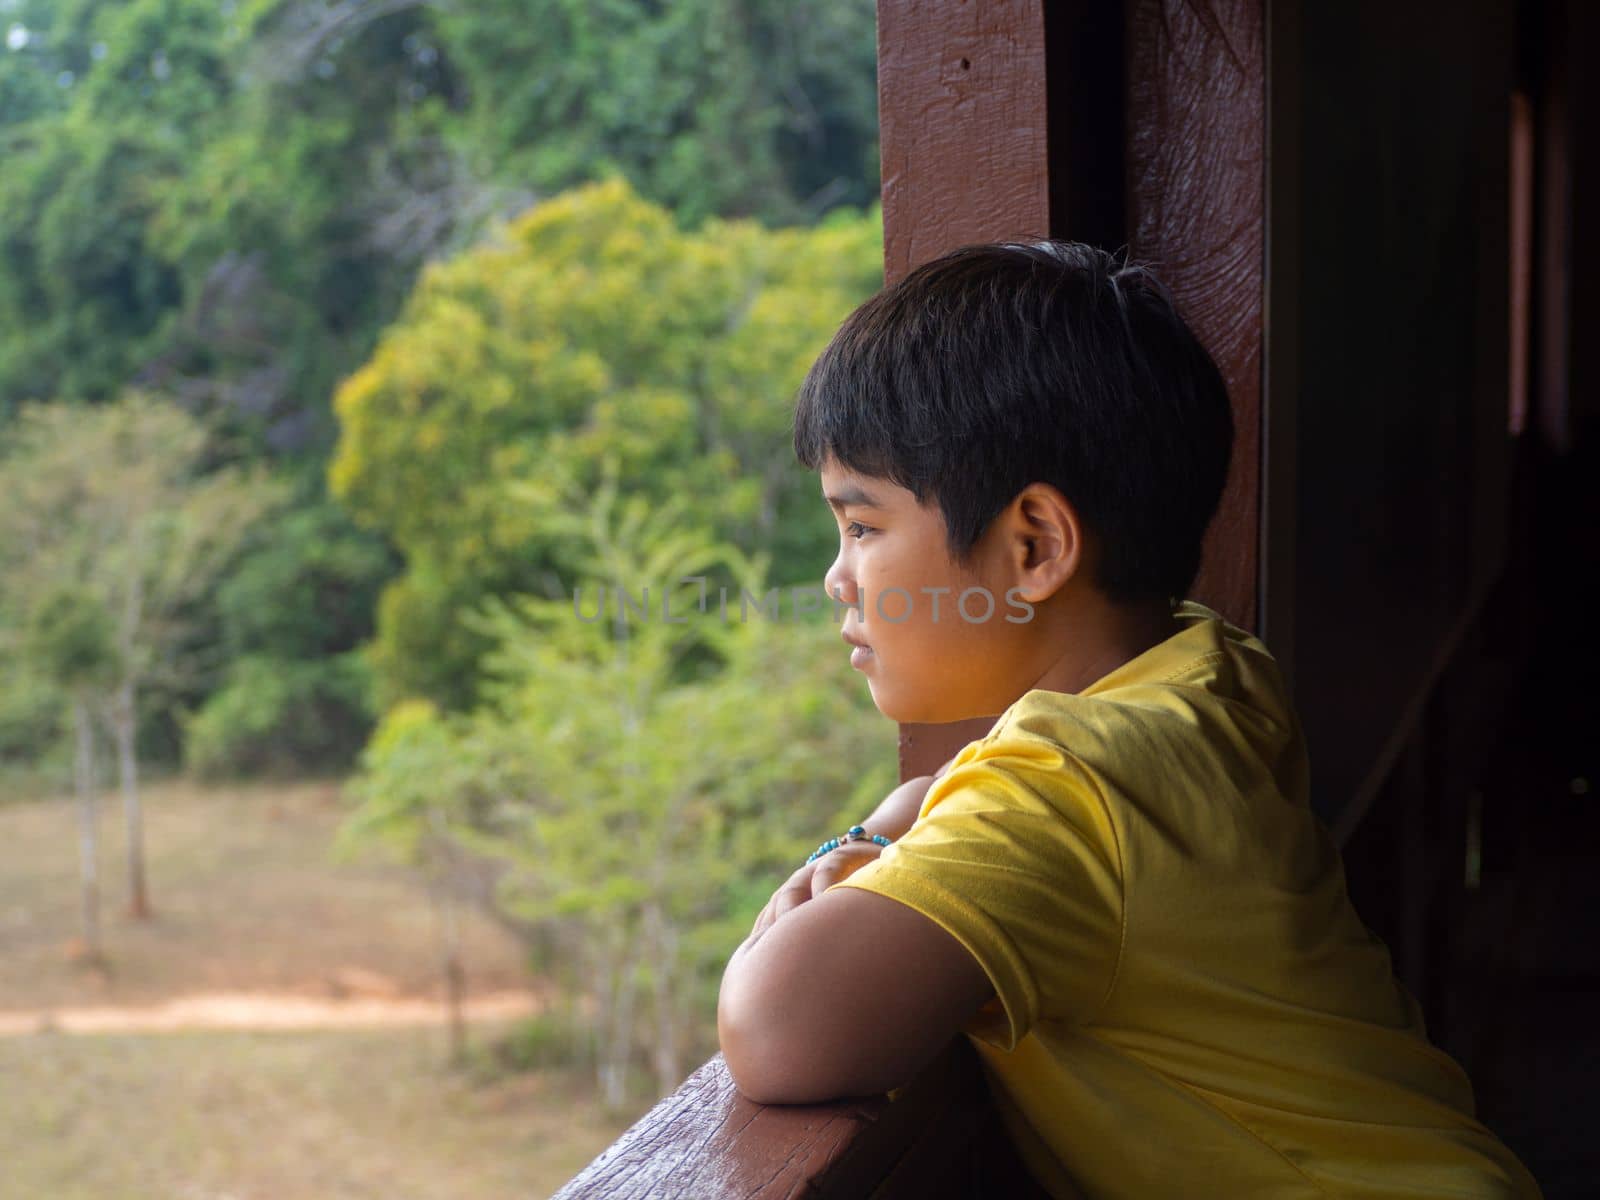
[716,242,1540,1198]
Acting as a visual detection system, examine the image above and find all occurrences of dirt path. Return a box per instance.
[0,989,542,1036]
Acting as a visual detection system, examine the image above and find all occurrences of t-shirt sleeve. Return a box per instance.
[830,731,1124,1051]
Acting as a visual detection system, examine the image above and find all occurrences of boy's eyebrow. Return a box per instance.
[824,484,883,510]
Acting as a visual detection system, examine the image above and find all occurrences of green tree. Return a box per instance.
[329,177,882,710]
[137,0,489,457]
[0,0,230,413]
[0,1,79,133]
[341,478,893,1106]
[183,499,394,777]
[2,0,880,444]
[2,1,883,780]
[0,393,284,917]
[0,0,886,810]
[0,0,465,443]
[434,0,880,227]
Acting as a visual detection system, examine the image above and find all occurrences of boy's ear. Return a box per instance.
[1004,482,1085,603]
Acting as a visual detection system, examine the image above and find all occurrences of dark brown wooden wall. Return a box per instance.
[1274,0,1516,830]
[1550,0,1600,449]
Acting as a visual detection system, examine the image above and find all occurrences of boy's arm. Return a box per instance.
[718,875,992,1105]
[745,766,952,938]
[719,757,985,1104]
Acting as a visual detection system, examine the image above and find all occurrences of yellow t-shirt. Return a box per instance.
[834,600,1540,1199]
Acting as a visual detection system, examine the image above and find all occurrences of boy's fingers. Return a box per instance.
[750,844,884,938]
[771,867,817,920]
[810,843,883,898]
[752,864,809,936]
[750,895,777,938]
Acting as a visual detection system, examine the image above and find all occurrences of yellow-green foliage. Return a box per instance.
[328,177,882,710]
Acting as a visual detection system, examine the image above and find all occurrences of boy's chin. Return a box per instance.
[867,681,1000,727]
[864,680,919,723]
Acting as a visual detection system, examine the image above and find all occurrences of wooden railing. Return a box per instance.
[550,1039,1052,1199]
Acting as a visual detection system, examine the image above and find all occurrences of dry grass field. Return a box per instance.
[0,778,531,1008]
[0,1026,636,1200]
[0,779,643,1199]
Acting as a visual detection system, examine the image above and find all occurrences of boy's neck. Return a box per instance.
[1026,595,1182,698]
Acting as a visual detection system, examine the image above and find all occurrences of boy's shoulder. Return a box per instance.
[921,600,1307,838]
[989,601,1294,757]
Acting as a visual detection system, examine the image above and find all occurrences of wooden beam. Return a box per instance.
[877,0,1052,286]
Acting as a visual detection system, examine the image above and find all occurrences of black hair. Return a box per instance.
[793,241,1233,607]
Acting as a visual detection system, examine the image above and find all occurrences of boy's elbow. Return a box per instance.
[716,889,971,1104]
[718,980,804,1104]
[721,1033,860,1106]
[718,976,855,1105]
[721,1037,800,1106]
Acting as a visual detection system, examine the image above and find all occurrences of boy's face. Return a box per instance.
[820,458,1039,724]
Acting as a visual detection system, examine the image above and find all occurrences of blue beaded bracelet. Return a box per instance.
[806,824,892,865]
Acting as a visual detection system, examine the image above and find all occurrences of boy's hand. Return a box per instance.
[748,842,884,941]
[745,759,958,945]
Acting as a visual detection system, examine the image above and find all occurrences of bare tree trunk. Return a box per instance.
[71,698,103,962]
[426,829,467,1067]
[644,901,683,1096]
[597,922,640,1112]
[588,937,612,1087]
[112,680,150,919]
[442,887,465,1063]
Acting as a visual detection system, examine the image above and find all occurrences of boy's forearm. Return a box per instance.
[725,767,951,980]
[720,884,993,1105]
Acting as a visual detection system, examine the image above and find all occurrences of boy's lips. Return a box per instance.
[842,628,874,670]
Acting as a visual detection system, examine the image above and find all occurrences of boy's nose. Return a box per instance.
[824,554,857,606]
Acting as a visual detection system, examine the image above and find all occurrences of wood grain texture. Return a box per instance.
[1127,0,1265,631]
[877,0,1051,284]
[548,1055,886,1200]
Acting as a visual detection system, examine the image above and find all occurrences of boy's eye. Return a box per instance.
[844,520,874,540]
